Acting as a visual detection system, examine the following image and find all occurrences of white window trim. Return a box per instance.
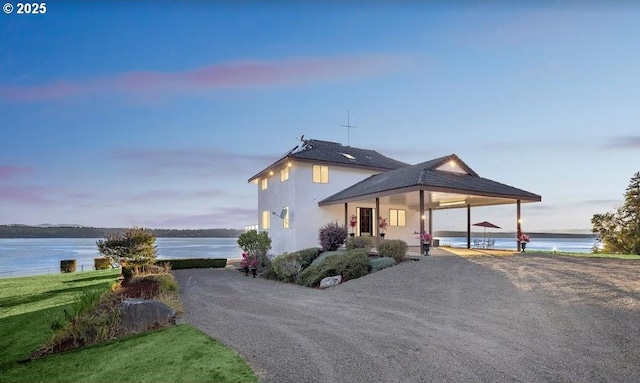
[261,210,270,230]
[312,165,329,184]
[389,209,406,227]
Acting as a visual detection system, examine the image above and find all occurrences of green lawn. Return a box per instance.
[0,270,257,383]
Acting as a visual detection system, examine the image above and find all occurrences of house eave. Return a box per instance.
[318,184,541,207]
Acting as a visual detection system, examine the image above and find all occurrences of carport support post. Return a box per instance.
[467,205,471,249]
[517,200,522,252]
[428,208,433,243]
[419,190,425,254]
[376,197,380,247]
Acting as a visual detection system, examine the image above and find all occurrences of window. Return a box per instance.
[260,178,268,190]
[389,209,406,227]
[280,167,289,182]
[312,165,329,183]
[261,210,270,230]
[282,206,289,229]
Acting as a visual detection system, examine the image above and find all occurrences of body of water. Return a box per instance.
[0,237,243,277]
[437,236,598,253]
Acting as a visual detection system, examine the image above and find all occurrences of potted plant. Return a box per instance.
[241,252,258,277]
[349,214,357,237]
[378,216,388,239]
[517,231,530,252]
[416,231,432,255]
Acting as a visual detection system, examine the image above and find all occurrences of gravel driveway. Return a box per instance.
[175,253,640,383]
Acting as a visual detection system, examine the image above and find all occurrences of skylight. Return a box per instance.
[340,153,356,160]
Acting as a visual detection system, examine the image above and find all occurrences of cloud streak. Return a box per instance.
[602,135,640,150]
[111,147,278,179]
[0,165,33,179]
[0,55,409,102]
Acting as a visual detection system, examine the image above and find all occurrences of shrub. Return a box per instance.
[156,258,226,269]
[297,247,322,269]
[97,227,157,267]
[377,239,408,262]
[94,257,111,270]
[310,250,341,268]
[319,222,348,251]
[369,257,396,273]
[346,236,374,250]
[296,249,369,287]
[271,252,303,282]
[237,230,272,258]
[130,273,179,293]
[121,265,134,280]
[60,259,76,273]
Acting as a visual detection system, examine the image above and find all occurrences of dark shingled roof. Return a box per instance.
[319,155,541,205]
[289,139,409,170]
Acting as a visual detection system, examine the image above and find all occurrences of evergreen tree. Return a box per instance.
[592,172,640,254]
[96,227,158,266]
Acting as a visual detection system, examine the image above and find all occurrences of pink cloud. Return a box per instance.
[604,135,640,150]
[0,186,51,206]
[0,55,409,102]
[110,147,278,178]
[0,165,33,179]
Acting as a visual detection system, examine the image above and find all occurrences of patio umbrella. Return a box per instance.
[472,221,501,242]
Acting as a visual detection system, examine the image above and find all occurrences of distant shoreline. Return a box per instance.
[0,225,241,239]
[434,231,596,239]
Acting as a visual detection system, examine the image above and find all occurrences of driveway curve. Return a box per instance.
[175,254,640,383]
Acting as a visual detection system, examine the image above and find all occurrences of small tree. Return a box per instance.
[591,172,640,255]
[319,222,348,251]
[237,230,272,264]
[96,227,158,267]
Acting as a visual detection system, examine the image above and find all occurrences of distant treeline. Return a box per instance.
[434,230,596,239]
[0,225,241,238]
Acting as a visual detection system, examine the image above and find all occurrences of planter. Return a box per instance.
[380,233,385,239]
[244,266,249,276]
[422,243,430,256]
[521,242,527,252]
[250,267,258,278]
[349,233,355,237]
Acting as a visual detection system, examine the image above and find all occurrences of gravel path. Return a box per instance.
[175,253,640,383]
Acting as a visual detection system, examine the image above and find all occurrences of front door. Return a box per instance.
[359,208,373,236]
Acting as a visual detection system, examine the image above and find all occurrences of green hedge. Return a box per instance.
[155,258,227,269]
[94,257,111,270]
[60,259,76,273]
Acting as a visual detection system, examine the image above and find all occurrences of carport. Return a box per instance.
[318,154,542,252]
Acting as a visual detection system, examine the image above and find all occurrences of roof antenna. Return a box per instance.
[340,111,358,146]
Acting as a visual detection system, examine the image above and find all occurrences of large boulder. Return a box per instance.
[320,275,342,289]
[118,298,176,334]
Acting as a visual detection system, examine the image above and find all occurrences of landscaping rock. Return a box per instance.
[118,298,176,334]
[319,275,342,289]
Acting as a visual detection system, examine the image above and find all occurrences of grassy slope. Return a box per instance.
[0,270,257,383]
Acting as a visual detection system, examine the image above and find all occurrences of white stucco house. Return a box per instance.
[248,138,541,256]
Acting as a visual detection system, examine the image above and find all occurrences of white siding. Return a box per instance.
[256,161,430,255]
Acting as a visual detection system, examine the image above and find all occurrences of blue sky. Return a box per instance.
[1,1,639,232]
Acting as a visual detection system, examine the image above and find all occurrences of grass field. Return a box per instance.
[0,270,257,383]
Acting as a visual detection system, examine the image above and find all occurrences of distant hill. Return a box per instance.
[434,230,596,239]
[0,225,241,238]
